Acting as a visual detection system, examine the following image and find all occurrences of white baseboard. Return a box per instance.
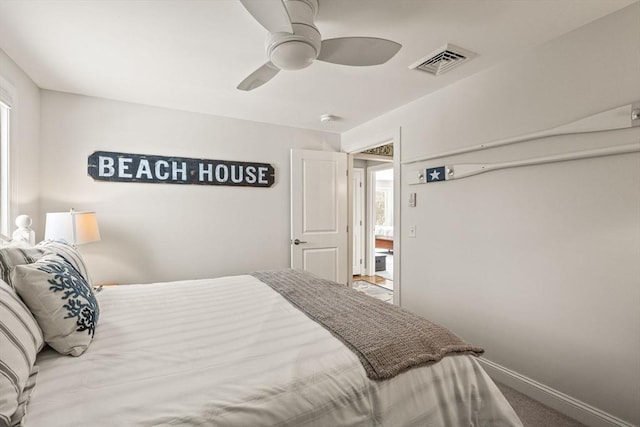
[478,358,635,427]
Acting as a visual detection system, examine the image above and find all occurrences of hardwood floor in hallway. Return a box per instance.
[353,274,393,290]
[352,268,394,304]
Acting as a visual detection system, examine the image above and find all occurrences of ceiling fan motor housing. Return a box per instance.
[266,0,320,70]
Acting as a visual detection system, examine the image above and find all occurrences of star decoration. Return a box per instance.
[429,169,441,181]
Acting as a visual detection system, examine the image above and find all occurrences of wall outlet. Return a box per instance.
[408,225,416,238]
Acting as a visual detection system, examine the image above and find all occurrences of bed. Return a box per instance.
[374,225,393,252]
[1,242,522,427]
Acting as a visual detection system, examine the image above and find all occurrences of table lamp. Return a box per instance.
[44,209,101,247]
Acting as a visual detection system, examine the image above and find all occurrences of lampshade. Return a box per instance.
[44,209,101,246]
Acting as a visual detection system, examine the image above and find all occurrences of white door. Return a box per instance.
[291,149,348,284]
[352,168,365,275]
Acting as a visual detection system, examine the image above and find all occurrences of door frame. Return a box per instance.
[346,128,401,305]
[352,167,365,276]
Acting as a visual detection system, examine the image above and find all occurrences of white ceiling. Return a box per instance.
[0,0,635,134]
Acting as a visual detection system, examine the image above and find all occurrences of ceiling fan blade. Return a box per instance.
[317,37,402,66]
[239,0,293,34]
[237,61,281,91]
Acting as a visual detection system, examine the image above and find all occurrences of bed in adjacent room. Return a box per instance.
[0,241,522,427]
[374,225,394,252]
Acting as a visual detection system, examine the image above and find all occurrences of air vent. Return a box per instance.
[410,44,476,76]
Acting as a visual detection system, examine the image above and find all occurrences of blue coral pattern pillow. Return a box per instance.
[12,254,99,356]
[36,240,92,286]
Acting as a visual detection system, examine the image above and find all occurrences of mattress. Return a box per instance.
[22,274,522,426]
[374,225,393,238]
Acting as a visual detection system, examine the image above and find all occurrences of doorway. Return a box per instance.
[372,166,394,282]
[351,144,396,304]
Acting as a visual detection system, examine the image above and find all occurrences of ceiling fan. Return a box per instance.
[237,0,402,91]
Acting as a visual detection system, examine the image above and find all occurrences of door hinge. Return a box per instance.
[359,259,363,265]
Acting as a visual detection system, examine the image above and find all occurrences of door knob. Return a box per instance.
[293,239,307,245]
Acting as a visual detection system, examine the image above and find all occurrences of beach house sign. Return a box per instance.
[88,151,275,187]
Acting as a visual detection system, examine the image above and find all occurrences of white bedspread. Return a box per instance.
[23,275,522,426]
[374,225,393,238]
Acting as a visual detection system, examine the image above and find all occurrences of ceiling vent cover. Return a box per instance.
[410,44,476,76]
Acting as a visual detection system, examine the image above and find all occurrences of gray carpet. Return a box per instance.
[496,383,587,427]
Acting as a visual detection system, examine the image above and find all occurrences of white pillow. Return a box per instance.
[0,245,48,288]
[12,254,99,356]
[0,279,44,425]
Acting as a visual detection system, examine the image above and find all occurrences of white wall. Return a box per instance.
[0,48,41,233]
[343,4,639,426]
[39,91,339,285]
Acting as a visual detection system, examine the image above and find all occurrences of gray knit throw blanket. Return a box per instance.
[251,269,484,380]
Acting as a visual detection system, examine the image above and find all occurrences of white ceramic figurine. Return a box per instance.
[12,214,35,245]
